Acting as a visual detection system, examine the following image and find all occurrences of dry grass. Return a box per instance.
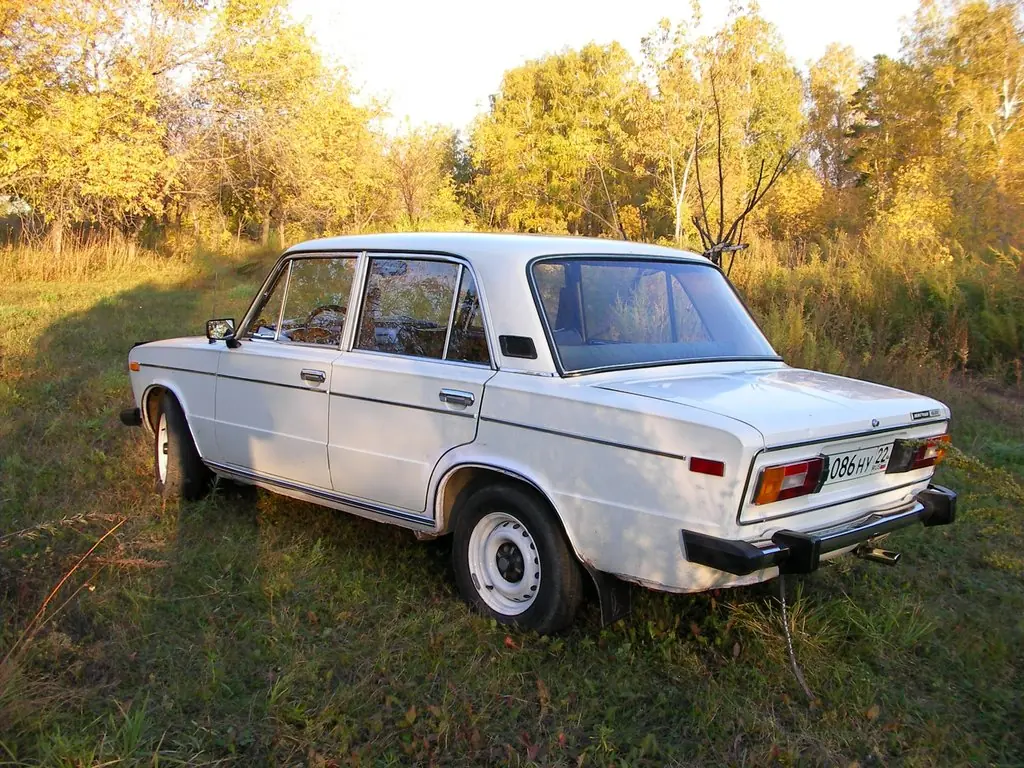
[0,242,1021,764]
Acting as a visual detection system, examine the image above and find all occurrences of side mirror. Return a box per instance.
[206,318,236,344]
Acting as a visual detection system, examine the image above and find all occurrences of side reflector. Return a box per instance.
[129,361,140,372]
[689,457,725,477]
[887,435,950,473]
[754,457,825,505]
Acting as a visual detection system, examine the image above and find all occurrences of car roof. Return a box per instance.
[285,231,707,265]
[280,232,712,376]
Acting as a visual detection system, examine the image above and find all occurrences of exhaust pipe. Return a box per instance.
[854,545,901,566]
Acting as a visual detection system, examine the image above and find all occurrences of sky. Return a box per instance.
[288,0,920,132]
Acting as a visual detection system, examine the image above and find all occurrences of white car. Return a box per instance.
[120,233,956,633]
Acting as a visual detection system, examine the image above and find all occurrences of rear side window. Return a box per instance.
[446,270,490,365]
[355,258,460,359]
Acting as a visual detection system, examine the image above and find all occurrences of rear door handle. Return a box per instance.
[439,388,475,407]
[300,369,326,384]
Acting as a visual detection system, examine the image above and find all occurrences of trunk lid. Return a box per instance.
[597,365,949,527]
[596,366,945,447]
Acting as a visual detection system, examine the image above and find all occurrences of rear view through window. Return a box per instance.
[532,258,778,373]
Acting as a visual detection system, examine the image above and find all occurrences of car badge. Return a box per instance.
[871,418,880,428]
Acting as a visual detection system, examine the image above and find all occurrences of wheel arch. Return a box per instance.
[433,462,585,560]
[140,381,206,460]
[434,461,633,627]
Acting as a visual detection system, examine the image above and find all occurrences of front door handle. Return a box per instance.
[300,369,326,384]
[439,388,475,407]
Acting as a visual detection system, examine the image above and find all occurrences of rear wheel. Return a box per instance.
[154,392,211,501]
[452,482,583,634]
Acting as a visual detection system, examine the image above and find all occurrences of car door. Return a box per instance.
[215,254,358,489]
[328,254,495,514]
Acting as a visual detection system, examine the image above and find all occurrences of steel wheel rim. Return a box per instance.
[467,511,541,615]
[156,413,169,483]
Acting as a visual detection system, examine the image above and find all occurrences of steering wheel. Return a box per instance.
[306,304,346,328]
[289,304,345,344]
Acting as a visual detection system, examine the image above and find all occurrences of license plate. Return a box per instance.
[823,443,893,486]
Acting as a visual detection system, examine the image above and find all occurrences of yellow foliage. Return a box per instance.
[757,168,824,241]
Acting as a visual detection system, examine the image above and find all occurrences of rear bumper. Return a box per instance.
[681,484,957,576]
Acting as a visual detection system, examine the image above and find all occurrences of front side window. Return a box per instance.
[356,258,460,359]
[247,256,356,345]
[248,272,286,339]
[532,257,778,373]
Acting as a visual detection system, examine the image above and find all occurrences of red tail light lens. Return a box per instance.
[689,456,726,477]
[754,457,825,505]
[886,435,950,473]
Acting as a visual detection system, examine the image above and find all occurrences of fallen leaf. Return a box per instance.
[690,622,701,637]
[405,705,417,725]
[504,635,519,650]
[866,704,880,721]
[732,642,741,658]
[558,731,567,748]
[537,678,550,715]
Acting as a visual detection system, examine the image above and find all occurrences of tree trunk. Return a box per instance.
[49,213,65,258]
[261,208,271,247]
[278,217,286,250]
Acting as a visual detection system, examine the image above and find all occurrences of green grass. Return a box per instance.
[1,258,1022,766]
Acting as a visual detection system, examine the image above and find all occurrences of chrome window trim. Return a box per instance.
[345,347,492,370]
[441,264,463,360]
[273,261,293,341]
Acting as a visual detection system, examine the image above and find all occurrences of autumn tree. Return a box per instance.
[632,16,706,246]
[471,43,638,237]
[689,6,805,254]
[387,124,466,231]
[0,0,199,253]
[808,44,862,189]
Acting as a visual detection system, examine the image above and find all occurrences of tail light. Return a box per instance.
[753,457,825,505]
[886,435,950,474]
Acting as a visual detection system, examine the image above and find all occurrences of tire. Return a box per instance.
[452,482,583,634]
[154,392,211,501]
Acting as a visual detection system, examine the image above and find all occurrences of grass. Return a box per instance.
[0,251,1022,765]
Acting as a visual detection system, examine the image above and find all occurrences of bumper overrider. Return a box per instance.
[681,484,957,576]
[120,407,143,427]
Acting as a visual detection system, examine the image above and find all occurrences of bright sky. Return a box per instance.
[289,0,919,131]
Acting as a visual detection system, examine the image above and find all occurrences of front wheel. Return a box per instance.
[154,392,211,501]
[452,482,583,634]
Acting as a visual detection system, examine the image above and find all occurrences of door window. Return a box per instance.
[446,270,491,365]
[355,258,460,359]
[248,272,287,339]
[278,257,356,345]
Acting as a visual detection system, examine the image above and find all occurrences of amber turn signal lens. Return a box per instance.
[754,457,825,505]
[129,361,140,372]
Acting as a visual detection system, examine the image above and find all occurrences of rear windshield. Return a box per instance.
[531,257,778,373]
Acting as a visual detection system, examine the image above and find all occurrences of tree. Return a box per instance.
[471,43,638,237]
[0,0,195,253]
[808,44,862,188]
[632,15,706,246]
[689,5,805,260]
[387,123,466,231]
